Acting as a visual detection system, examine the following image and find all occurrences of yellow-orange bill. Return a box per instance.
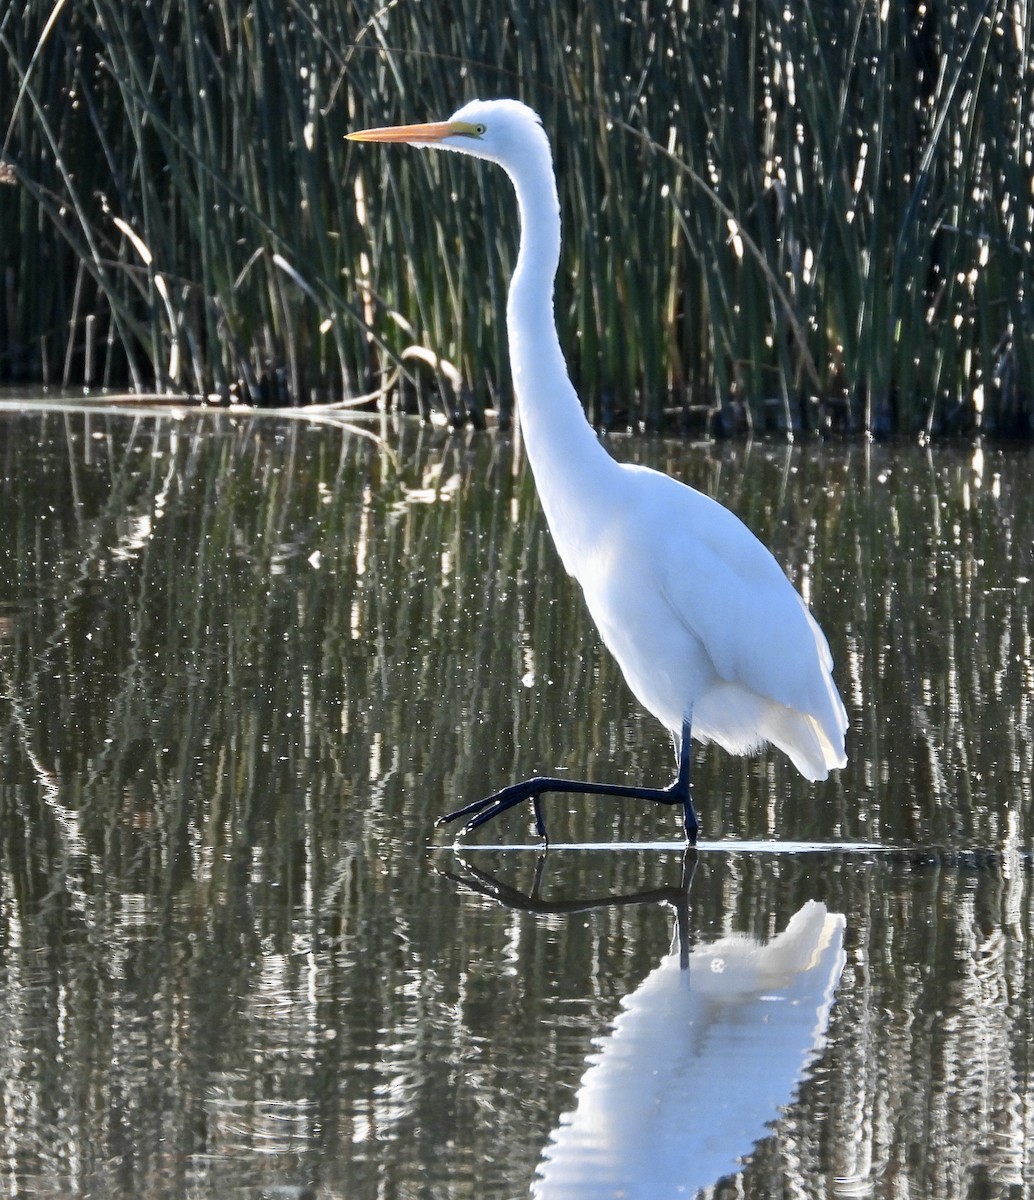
[347,120,453,143]
[347,120,467,144]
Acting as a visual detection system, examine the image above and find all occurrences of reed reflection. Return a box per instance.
[446,856,846,1199]
[3,410,1034,1197]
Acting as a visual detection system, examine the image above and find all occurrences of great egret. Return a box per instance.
[348,99,848,844]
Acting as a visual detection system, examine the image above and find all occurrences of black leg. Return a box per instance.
[437,714,699,844]
[674,717,699,845]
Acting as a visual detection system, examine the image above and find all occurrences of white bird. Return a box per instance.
[348,99,848,843]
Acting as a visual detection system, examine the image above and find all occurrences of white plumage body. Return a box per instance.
[475,97,847,781]
[568,464,845,779]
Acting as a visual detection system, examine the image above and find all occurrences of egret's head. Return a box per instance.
[347,98,549,172]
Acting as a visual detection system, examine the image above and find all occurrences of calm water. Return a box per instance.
[1,400,1033,1198]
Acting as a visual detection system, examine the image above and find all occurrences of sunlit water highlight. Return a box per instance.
[440,840,889,853]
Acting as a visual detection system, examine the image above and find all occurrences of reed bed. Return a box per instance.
[1,0,1031,434]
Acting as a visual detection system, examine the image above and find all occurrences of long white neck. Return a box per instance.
[502,139,619,574]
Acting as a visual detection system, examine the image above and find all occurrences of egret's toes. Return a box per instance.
[436,790,504,827]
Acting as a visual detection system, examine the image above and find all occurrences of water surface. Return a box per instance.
[1,403,1032,1197]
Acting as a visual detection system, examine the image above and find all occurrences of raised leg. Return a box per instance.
[436,715,699,844]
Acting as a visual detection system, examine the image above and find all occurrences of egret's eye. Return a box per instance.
[473,123,487,136]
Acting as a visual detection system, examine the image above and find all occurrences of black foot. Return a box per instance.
[437,719,699,844]
[436,774,698,844]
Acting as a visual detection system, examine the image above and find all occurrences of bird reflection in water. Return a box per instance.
[444,855,846,1198]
